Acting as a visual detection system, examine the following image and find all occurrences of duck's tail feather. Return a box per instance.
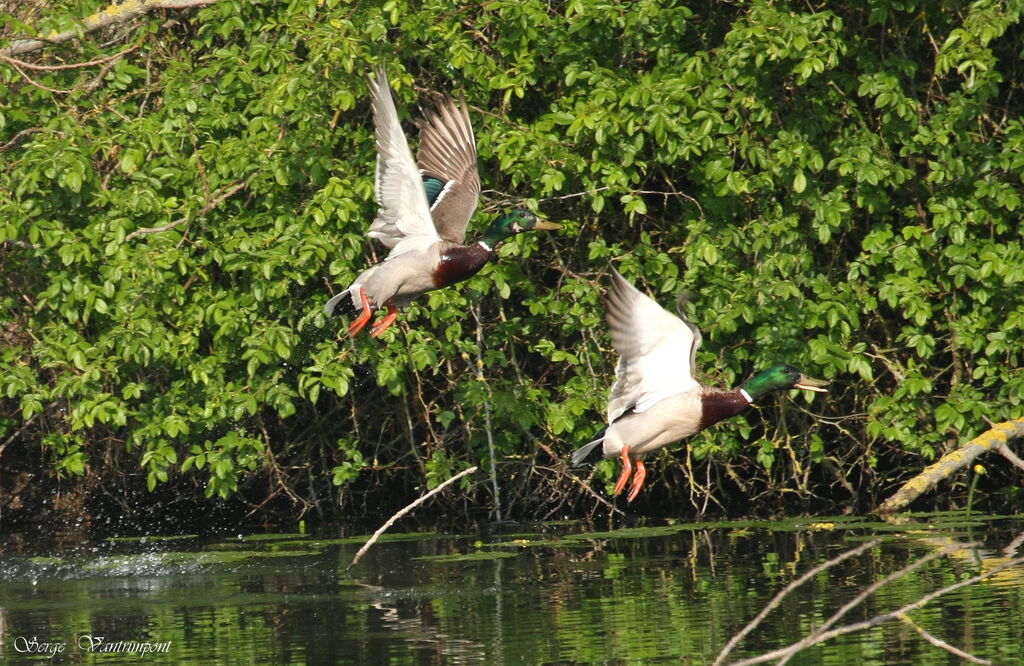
[570,427,607,468]
[324,290,357,317]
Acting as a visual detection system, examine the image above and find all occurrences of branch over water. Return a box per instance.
[878,419,1024,514]
[347,466,478,571]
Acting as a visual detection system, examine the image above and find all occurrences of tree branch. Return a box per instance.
[0,128,46,152]
[125,175,252,241]
[877,419,1024,514]
[712,539,881,666]
[0,41,141,70]
[773,542,974,666]
[470,304,502,522]
[347,466,478,571]
[529,434,627,518]
[0,0,220,58]
[896,613,991,665]
[735,552,1024,665]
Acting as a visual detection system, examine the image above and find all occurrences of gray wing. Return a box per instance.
[604,268,702,424]
[365,65,441,259]
[415,92,480,244]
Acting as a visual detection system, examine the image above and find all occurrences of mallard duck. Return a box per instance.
[324,65,560,337]
[571,269,829,502]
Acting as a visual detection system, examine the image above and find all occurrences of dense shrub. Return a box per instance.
[2,0,1022,526]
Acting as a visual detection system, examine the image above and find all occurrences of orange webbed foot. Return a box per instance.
[370,304,399,338]
[348,288,373,337]
[626,459,647,502]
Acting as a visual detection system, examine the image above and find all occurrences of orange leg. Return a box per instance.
[370,303,399,338]
[612,446,633,496]
[627,459,647,503]
[348,288,373,337]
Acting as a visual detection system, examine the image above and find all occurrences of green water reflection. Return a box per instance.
[1,514,1022,664]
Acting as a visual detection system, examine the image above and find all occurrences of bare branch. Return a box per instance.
[896,613,991,665]
[83,56,123,93]
[125,175,252,241]
[773,541,976,666]
[1004,530,1024,558]
[735,548,1024,666]
[535,186,611,202]
[0,128,46,152]
[347,466,479,571]
[997,442,1024,472]
[1,239,41,250]
[712,539,881,666]
[0,41,141,70]
[0,411,43,460]
[479,185,702,212]
[1,0,220,58]
[6,61,75,94]
[530,436,627,518]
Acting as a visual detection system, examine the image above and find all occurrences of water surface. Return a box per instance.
[1,513,1022,664]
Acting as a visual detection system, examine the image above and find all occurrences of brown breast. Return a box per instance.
[698,389,750,431]
[431,243,493,289]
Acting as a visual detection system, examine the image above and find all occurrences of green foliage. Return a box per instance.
[2,0,1023,520]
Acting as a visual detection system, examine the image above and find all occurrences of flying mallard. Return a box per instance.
[571,269,829,502]
[324,65,560,337]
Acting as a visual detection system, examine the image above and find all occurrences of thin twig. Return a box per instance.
[0,412,42,460]
[774,541,976,666]
[896,613,991,665]
[534,186,611,202]
[712,539,881,666]
[0,41,142,71]
[0,127,46,152]
[125,176,251,241]
[479,184,702,210]
[7,61,74,93]
[734,550,1024,666]
[529,433,626,518]
[470,304,502,521]
[347,466,478,571]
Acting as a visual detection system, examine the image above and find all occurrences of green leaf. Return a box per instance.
[793,170,806,194]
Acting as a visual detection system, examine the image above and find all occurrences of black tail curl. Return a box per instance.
[324,290,357,317]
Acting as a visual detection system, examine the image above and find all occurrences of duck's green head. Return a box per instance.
[742,364,829,402]
[482,209,561,247]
